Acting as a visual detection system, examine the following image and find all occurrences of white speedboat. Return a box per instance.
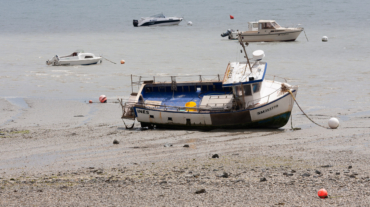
[120,39,298,129]
[238,20,303,42]
[133,13,183,27]
[46,50,102,66]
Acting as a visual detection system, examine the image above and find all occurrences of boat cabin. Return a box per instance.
[257,20,282,33]
[222,58,266,109]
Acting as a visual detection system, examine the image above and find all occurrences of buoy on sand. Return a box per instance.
[89,100,93,103]
[318,188,328,198]
[120,60,125,64]
[230,15,234,19]
[328,117,339,129]
[99,95,107,103]
[322,36,328,42]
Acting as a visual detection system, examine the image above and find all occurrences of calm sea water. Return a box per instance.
[0,0,369,109]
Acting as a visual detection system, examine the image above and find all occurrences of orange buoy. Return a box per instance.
[120,60,125,64]
[89,100,93,103]
[99,95,107,103]
[318,188,328,198]
[230,15,234,19]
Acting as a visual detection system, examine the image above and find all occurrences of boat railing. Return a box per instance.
[130,74,222,93]
[121,101,231,114]
[246,88,284,108]
[265,75,287,83]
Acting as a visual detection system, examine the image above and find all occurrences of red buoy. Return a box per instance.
[318,189,328,198]
[89,100,93,103]
[230,15,234,19]
[99,95,107,103]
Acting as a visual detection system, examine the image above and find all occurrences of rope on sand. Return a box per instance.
[287,90,328,129]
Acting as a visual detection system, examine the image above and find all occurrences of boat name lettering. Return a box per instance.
[137,109,149,114]
[257,105,278,115]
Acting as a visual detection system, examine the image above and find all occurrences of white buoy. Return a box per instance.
[322,36,328,42]
[187,21,193,26]
[328,117,339,129]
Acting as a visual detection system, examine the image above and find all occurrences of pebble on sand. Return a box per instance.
[113,139,119,144]
[212,154,219,158]
[195,189,206,194]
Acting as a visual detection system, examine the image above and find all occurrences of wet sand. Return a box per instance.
[1,97,370,206]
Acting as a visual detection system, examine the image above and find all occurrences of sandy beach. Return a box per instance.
[1,97,370,206]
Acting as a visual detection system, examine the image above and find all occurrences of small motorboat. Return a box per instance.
[237,20,303,42]
[46,50,102,66]
[120,37,298,130]
[133,13,183,27]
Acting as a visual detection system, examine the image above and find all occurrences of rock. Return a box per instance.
[88,167,95,169]
[212,154,219,158]
[195,189,206,194]
[291,170,296,173]
[302,173,311,177]
[350,174,356,178]
[159,181,167,184]
[315,170,321,175]
[217,172,229,178]
[260,177,267,182]
[164,143,173,147]
[348,166,352,169]
[336,172,340,175]
[183,144,190,148]
[37,189,43,192]
[321,165,333,168]
[113,139,119,144]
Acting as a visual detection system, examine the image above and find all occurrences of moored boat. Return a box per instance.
[133,13,183,27]
[238,20,303,42]
[46,50,102,66]
[121,38,298,129]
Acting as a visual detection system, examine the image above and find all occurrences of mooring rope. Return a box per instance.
[287,90,328,129]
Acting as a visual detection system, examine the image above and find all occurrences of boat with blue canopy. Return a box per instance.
[120,37,298,129]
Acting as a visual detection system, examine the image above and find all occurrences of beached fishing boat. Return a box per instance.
[133,13,183,27]
[238,20,303,42]
[120,38,298,129]
[46,50,102,66]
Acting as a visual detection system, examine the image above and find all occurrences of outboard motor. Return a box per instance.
[46,55,59,66]
[133,20,139,27]
[221,29,232,37]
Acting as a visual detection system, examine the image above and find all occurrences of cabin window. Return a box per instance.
[168,117,172,121]
[252,83,261,93]
[253,23,258,28]
[244,85,252,96]
[271,22,281,28]
[261,22,273,29]
[150,115,154,118]
[85,56,93,59]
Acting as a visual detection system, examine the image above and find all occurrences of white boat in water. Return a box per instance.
[46,50,102,66]
[133,13,183,27]
[121,39,298,129]
[237,20,303,42]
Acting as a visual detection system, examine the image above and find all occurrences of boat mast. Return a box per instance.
[238,33,252,73]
